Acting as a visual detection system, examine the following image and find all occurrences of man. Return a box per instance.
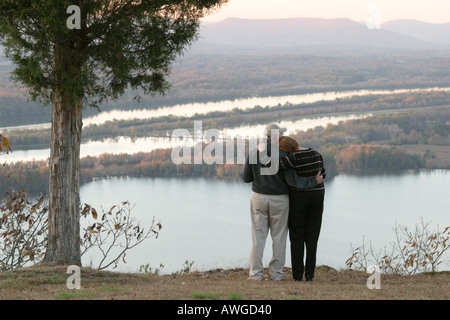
[240,123,289,281]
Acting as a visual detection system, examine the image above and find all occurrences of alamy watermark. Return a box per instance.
[366,265,381,290]
[67,5,81,30]
[367,5,382,30]
[170,121,280,175]
[66,265,81,290]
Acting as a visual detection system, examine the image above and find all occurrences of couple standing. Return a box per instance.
[241,123,326,282]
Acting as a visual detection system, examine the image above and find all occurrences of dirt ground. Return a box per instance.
[0,264,448,300]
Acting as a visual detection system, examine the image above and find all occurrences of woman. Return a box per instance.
[278,136,326,282]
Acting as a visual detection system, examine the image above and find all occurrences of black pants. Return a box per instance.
[288,188,324,280]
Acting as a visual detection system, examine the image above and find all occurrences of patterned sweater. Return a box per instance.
[279,148,326,191]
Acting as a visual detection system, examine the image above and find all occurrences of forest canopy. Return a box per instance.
[1,51,450,127]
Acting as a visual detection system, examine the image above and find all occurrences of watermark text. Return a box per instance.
[170,121,280,175]
[66,265,81,290]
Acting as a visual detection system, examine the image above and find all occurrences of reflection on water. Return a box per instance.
[80,87,450,127]
[3,87,449,131]
[3,113,369,163]
[221,115,367,138]
[4,86,450,163]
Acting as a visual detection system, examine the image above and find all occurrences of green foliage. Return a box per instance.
[0,0,229,108]
[227,292,243,300]
[191,291,220,299]
[0,0,229,266]
[139,263,165,275]
[54,291,96,300]
[177,259,195,274]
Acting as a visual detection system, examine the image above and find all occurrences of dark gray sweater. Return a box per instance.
[240,143,290,195]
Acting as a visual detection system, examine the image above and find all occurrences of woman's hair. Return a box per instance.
[279,136,299,154]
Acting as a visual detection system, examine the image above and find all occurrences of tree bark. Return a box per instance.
[44,90,83,265]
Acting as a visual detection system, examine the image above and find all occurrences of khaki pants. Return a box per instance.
[248,192,289,281]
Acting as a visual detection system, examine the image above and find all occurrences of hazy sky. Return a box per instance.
[203,0,450,24]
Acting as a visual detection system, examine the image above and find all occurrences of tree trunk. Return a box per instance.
[44,90,83,265]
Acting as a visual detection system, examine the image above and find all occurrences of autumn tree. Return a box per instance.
[0,0,227,265]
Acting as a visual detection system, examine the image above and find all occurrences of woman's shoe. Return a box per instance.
[305,275,314,282]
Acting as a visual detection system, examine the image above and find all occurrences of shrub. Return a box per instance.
[346,218,450,275]
[0,191,161,271]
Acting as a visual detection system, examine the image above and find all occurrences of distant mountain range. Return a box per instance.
[194,18,450,52]
[1,18,449,61]
[383,20,450,45]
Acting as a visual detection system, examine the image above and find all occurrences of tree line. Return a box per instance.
[3,107,447,194]
[5,90,450,151]
[2,51,450,127]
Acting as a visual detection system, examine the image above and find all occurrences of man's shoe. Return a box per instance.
[272,277,285,282]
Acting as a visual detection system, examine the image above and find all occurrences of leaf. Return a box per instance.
[91,208,98,220]
[3,137,9,149]
[81,204,90,216]
[108,205,116,215]
[0,135,11,154]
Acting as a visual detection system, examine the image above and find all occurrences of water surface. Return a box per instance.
[79,170,450,274]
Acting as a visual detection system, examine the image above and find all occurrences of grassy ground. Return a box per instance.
[0,264,448,300]
[400,144,450,169]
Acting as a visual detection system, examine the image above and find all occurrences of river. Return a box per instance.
[2,113,369,163]
[3,87,450,131]
[79,170,450,274]
[4,86,450,163]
